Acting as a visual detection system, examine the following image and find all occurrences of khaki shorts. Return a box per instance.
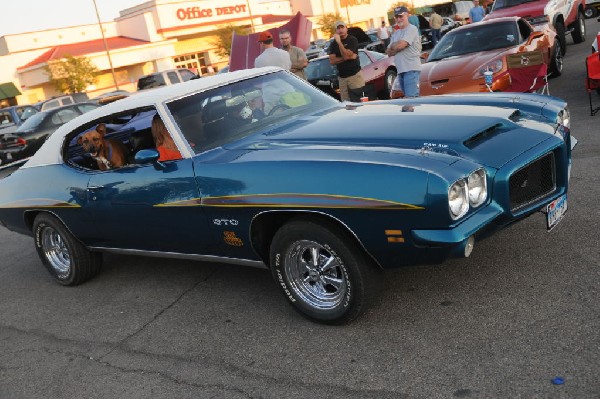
[338,71,365,102]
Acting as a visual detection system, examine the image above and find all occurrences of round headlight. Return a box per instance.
[448,180,469,220]
[468,168,487,207]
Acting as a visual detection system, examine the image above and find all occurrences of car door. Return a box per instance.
[76,109,214,255]
[359,51,385,92]
[83,158,214,254]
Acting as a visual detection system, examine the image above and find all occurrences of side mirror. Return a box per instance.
[134,149,160,165]
[527,31,545,44]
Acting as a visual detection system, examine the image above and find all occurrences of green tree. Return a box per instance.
[212,24,249,59]
[317,13,343,38]
[44,55,98,94]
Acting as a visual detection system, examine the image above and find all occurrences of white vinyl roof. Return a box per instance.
[25,67,282,168]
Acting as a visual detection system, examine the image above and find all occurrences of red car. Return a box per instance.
[305,49,397,100]
[420,17,561,96]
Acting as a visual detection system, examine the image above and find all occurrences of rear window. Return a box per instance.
[137,74,166,90]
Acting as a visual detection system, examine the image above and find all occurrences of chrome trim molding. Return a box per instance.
[88,246,268,269]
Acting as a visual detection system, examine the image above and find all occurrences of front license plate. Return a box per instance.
[546,194,567,231]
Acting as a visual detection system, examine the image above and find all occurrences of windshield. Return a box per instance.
[428,22,520,61]
[492,0,539,10]
[16,112,45,132]
[167,71,338,154]
[305,58,338,80]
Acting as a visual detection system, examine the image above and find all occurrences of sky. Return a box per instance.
[0,0,146,37]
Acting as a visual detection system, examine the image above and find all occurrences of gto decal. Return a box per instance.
[213,218,239,226]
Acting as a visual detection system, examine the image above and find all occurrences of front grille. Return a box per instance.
[509,152,556,211]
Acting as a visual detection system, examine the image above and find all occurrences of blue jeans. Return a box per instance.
[392,70,421,97]
[431,29,441,45]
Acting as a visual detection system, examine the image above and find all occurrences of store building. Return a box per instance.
[0,0,396,106]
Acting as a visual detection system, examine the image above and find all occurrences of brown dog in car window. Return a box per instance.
[77,123,129,170]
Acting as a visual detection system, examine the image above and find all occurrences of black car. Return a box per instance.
[348,27,386,53]
[0,102,99,164]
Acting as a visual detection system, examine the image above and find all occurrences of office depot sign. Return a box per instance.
[176,4,248,21]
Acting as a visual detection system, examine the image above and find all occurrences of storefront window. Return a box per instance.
[174,52,213,76]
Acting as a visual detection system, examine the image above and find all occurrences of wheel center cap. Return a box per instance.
[309,269,320,280]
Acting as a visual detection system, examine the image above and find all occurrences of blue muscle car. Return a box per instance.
[0,68,573,324]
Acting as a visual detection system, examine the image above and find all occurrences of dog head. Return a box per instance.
[77,123,107,157]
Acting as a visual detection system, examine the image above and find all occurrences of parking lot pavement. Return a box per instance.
[0,19,599,399]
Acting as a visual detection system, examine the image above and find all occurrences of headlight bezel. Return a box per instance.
[448,179,469,220]
[448,168,488,220]
[468,168,488,208]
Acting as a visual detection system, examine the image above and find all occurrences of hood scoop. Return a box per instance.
[463,123,504,149]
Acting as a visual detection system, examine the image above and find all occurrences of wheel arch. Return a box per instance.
[249,210,383,270]
[24,210,87,248]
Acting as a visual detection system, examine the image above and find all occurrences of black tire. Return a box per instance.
[384,69,397,99]
[555,21,567,56]
[270,218,378,324]
[548,41,563,78]
[584,6,597,19]
[570,12,586,44]
[33,213,102,286]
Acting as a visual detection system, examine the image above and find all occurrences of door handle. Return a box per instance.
[87,185,105,191]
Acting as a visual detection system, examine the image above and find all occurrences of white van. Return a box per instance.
[136,68,199,91]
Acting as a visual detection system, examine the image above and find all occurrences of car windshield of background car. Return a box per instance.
[16,112,45,132]
[492,0,533,10]
[166,71,339,154]
[305,59,338,80]
[428,22,520,61]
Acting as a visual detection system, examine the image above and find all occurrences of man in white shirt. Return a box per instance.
[254,31,292,70]
[254,31,293,114]
[377,21,391,49]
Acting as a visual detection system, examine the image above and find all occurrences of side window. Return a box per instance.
[179,69,196,81]
[61,98,74,106]
[18,107,37,121]
[0,112,12,124]
[77,104,99,113]
[359,52,372,68]
[51,108,79,125]
[43,99,59,110]
[64,107,158,171]
[517,20,531,42]
[166,71,181,84]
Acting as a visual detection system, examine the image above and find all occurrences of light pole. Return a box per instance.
[245,0,256,33]
[92,0,119,90]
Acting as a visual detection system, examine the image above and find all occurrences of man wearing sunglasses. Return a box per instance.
[386,6,422,98]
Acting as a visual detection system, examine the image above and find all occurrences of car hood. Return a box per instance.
[423,49,513,81]
[486,2,545,20]
[228,103,555,169]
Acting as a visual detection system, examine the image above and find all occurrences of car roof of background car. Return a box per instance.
[23,67,283,168]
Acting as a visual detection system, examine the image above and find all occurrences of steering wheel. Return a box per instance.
[268,103,291,116]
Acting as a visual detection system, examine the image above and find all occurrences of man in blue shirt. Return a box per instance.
[469,0,485,23]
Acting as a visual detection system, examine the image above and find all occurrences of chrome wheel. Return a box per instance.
[41,226,71,277]
[284,240,347,310]
[33,214,102,285]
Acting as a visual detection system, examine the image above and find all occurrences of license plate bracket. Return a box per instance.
[546,194,567,231]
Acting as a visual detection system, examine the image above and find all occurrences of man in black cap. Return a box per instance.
[328,20,365,102]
